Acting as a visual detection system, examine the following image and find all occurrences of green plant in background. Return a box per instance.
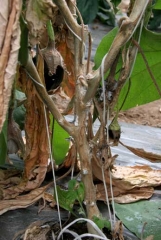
[97,0,115,26]
[77,0,115,26]
[77,0,161,30]
[76,0,99,24]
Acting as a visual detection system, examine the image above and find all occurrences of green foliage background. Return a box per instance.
[94,27,161,110]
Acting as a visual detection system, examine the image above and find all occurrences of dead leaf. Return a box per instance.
[13,220,50,240]
[21,55,50,183]
[0,168,21,181]
[112,220,124,240]
[25,0,57,45]
[56,30,75,98]
[63,144,77,168]
[49,88,71,113]
[119,141,161,163]
[113,187,154,203]
[0,55,50,200]
[0,183,51,215]
[0,176,21,187]
[23,221,50,240]
[112,165,161,189]
[92,155,161,191]
[96,184,154,203]
[0,0,22,131]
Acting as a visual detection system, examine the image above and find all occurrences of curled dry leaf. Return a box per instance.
[25,0,57,45]
[0,168,21,181]
[0,176,21,187]
[96,183,154,203]
[93,159,161,191]
[112,165,161,189]
[21,55,50,188]
[0,0,22,131]
[56,36,75,97]
[0,183,51,215]
[112,220,124,240]
[63,144,77,168]
[119,141,161,163]
[20,221,50,240]
[1,55,50,200]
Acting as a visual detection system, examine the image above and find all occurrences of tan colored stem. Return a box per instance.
[53,0,81,36]
[75,110,101,234]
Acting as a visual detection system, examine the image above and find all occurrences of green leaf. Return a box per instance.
[51,119,70,165]
[93,27,118,70]
[77,0,99,24]
[115,200,161,239]
[68,178,78,190]
[56,186,74,212]
[46,20,55,41]
[18,15,28,66]
[68,179,85,202]
[0,120,8,165]
[93,216,111,230]
[154,0,161,10]
[55,180,85,213]
[119,28,161,110]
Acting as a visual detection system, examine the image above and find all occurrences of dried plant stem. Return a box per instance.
[53,0,81,36]
[74,58,101,236]
[76,131,101,233]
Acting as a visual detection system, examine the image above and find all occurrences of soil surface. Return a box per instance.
[118,99,161,128]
